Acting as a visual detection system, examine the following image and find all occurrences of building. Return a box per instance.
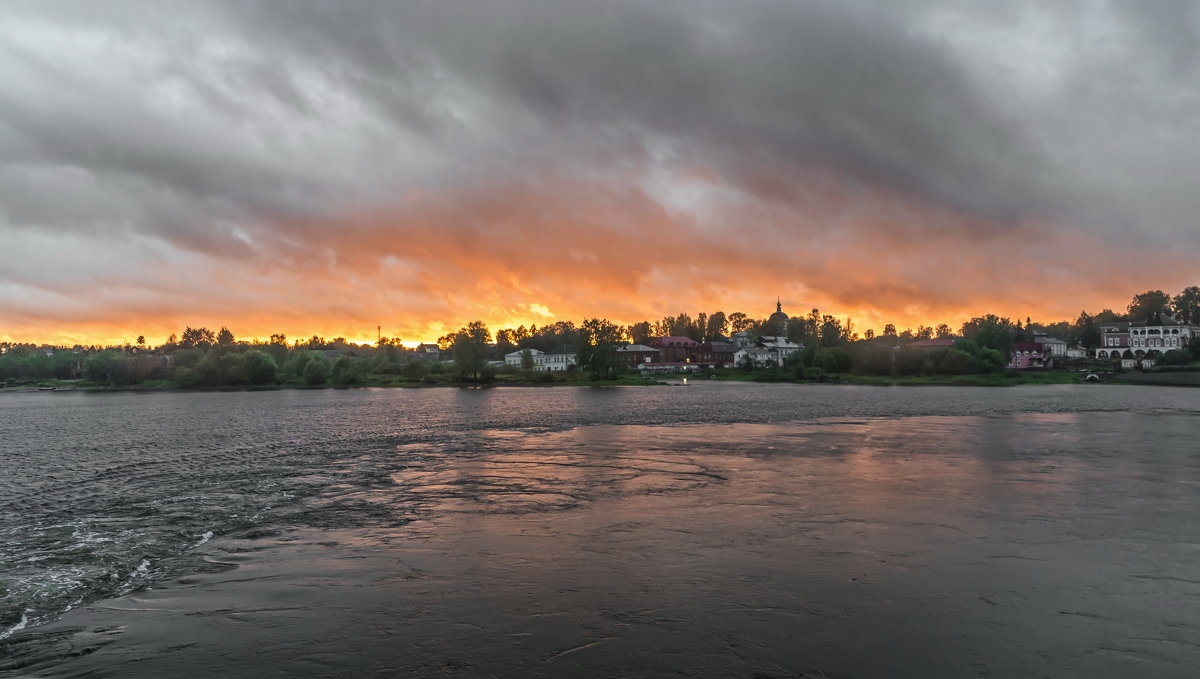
[647,336,700,363]
[542,346,577,372]
[764,299,790,337]
[732,336,802,368]
[1033,334,1068,359]
[756,336,801,366]
[730,331,755,348]
[503,348,544,369]
[1096,315,1199,367]
[615,344,660,367]
[413,343,442,362]
[732,346,777,369]
[695,341,737,367]
[1008,342,1052,369]
[1094,321,1130,361]
[1128,314,1198,356]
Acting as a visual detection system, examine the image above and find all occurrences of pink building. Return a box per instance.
[1094,321,1130,361]
[1008,342,1052,369]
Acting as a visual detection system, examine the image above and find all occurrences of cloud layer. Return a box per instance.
[2,1,1199,344]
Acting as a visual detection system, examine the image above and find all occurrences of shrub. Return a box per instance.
[817,347,852,374]
[243,350,278,384]
[303,357,330,386]
[1159,350,1191,366]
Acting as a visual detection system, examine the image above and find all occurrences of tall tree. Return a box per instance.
[217,326,235,346]
[1070,311,1101,349]
[1127,290,1171,321]
[628,321,653,345]
[935,324,953,338]
[960,315,1015,357]
[578,318,624,379]
[1171,286,1200,323]
[451,321,491,380]
[705,311,728,340]
[180,326,216,349]
[727,312,753,333]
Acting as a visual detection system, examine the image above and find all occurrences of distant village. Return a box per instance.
[2,286,1198,387]
[495,302,1199,375]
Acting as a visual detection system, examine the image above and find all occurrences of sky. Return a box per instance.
[2,1,1199,346]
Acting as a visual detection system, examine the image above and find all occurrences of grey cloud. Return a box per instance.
[2,0,1199,269]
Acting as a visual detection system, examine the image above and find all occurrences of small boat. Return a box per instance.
[38,386,57,391]
[1083,373,1101,383]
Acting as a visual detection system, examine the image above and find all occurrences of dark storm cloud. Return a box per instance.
[2,0,1199,343]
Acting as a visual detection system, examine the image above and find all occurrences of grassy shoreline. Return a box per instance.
[7,368,1198,393]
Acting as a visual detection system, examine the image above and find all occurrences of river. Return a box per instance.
[2,383,1198,677]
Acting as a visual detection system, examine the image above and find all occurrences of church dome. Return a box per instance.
[766,298,790,336]
[768,299,788,324]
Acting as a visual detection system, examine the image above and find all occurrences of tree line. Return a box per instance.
[3,285,1198,387]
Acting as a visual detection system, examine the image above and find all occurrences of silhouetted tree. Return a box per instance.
[1127,290,1171,321]
[1172,285,1200,323]
[452,321,491,381]
[578,318,624,379]
[628,321,653,345]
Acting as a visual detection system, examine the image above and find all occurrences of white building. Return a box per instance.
[1033,334,1068,359]
[1128,314,1198,359]
[757,336,802,365]
[503,348,544,369]
[542,346,577,372]
[733,346,776,368]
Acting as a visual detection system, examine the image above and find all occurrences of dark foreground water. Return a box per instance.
[2,383,1199,677]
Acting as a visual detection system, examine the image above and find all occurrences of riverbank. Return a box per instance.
[7,368,1196,393]
[0,373,667,393]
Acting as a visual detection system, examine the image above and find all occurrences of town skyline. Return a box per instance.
[6,283,1198,352]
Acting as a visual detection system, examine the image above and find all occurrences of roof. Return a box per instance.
[908,338,955,348]
[504,348,544,358]
[616,344,659,352]
[1033,335,1067,344]
[698,341,737,352]
[736,347,773,356]
[1130,314,1186,327]
[1013,342,1046,353]
[756,336,801,349]
[648,336,700,348]
[545,345,576,355]
[1099,321,1130,331]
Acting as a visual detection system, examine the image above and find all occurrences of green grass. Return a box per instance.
[710,369,1088,386]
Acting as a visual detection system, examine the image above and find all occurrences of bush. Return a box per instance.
[479,365,496,383]
[1159,350,1191,366]
[817,347,852,374]
[83,350,133,385]
[402,360,428,379]
[977,348,1006,372]
[243,350,278,384]
[303,357,330,386]
[938,348,974,374]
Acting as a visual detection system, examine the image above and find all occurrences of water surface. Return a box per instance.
[2,384,1198,677]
